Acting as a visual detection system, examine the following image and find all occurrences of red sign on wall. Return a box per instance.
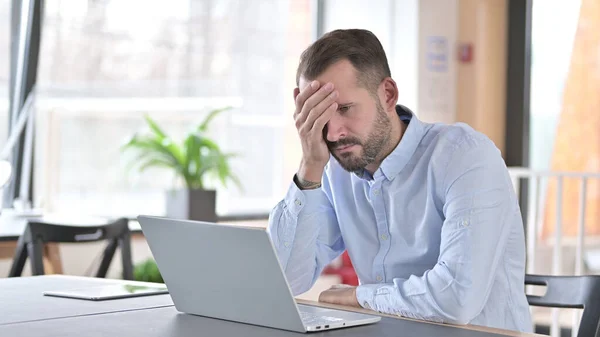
[459,43,473,63]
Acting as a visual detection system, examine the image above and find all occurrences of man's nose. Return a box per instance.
[326,113,347,143]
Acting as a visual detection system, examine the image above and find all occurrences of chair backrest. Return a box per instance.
[525,274,600,337]
[22,217,130,244]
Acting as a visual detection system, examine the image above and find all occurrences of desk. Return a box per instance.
[0,275,173,325]
[0,275,541,337]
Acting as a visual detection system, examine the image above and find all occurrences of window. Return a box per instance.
[528,0,600,238]
[529,0,581,173]
[0,0,10,149]
[33,0,314,218]
[323,0,419,112]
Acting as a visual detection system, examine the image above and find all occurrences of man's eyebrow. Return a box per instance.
[337,102,354,107]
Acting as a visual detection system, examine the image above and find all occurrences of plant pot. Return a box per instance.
[165,189,217,222]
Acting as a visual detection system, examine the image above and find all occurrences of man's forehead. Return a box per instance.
[298,60,359,91]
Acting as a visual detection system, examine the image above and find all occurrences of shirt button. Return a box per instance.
[373,189,380,196]
[294,199,302,206]
[381,234,388,240]
[376,275,383,282]
[284,242,290,248]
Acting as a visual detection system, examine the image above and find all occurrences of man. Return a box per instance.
[266,29,532,332]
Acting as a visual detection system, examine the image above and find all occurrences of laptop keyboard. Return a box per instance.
[300,311,345,326]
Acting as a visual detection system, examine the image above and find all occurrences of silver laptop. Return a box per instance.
[137,215,381,333]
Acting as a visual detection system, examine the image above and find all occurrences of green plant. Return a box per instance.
[133,258,164,283]
[121,107,241,190]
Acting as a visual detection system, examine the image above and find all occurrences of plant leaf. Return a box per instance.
[121,134,189,184]
[132,138,184,169]
[124,152,172,174]
[136,157,177,173]
[183,133,203,189]
[184,132,231,188]
[136,115,186,169]
[121,107,242,191]
[144,114,168,139]
[198,106,231,132]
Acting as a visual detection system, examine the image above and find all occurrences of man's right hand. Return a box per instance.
[293,81,338,185]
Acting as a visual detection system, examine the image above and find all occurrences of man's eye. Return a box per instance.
[339,106,350,113]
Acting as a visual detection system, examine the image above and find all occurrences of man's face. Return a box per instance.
[298,60,392,173]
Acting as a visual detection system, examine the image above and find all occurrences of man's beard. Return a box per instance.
[326,100,392,173]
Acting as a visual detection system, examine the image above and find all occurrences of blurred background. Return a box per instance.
[0,1,598,336]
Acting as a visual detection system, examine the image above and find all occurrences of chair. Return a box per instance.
[525,274,600,337]
[8,217,133,280]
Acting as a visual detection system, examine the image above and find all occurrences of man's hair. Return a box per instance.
[296,29,391,94]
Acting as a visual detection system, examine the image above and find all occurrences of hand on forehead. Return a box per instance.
[298,60,359,93]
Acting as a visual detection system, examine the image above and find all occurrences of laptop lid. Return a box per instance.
[137,215,306,333]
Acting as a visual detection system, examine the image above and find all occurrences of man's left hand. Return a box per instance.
[318,285,361,307]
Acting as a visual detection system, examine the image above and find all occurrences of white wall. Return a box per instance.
[417,0,458,124]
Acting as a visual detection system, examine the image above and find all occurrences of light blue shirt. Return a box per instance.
[267,105,533,332]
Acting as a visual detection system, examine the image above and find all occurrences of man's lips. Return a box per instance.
[335,144,357,152]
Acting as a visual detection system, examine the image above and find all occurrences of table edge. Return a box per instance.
[295,299,544,337]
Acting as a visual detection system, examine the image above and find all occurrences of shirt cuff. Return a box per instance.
[356,284,382,310]
[284,180,330,216]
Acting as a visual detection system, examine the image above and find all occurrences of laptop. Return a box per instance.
[137,215,381,333]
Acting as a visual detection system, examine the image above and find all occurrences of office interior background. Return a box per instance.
[0,0,598,336]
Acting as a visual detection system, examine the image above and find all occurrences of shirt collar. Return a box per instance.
[357,105,426,181]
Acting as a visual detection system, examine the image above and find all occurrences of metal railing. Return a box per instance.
[508,167,600,337]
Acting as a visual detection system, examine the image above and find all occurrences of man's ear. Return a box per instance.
[380,78,399,111]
